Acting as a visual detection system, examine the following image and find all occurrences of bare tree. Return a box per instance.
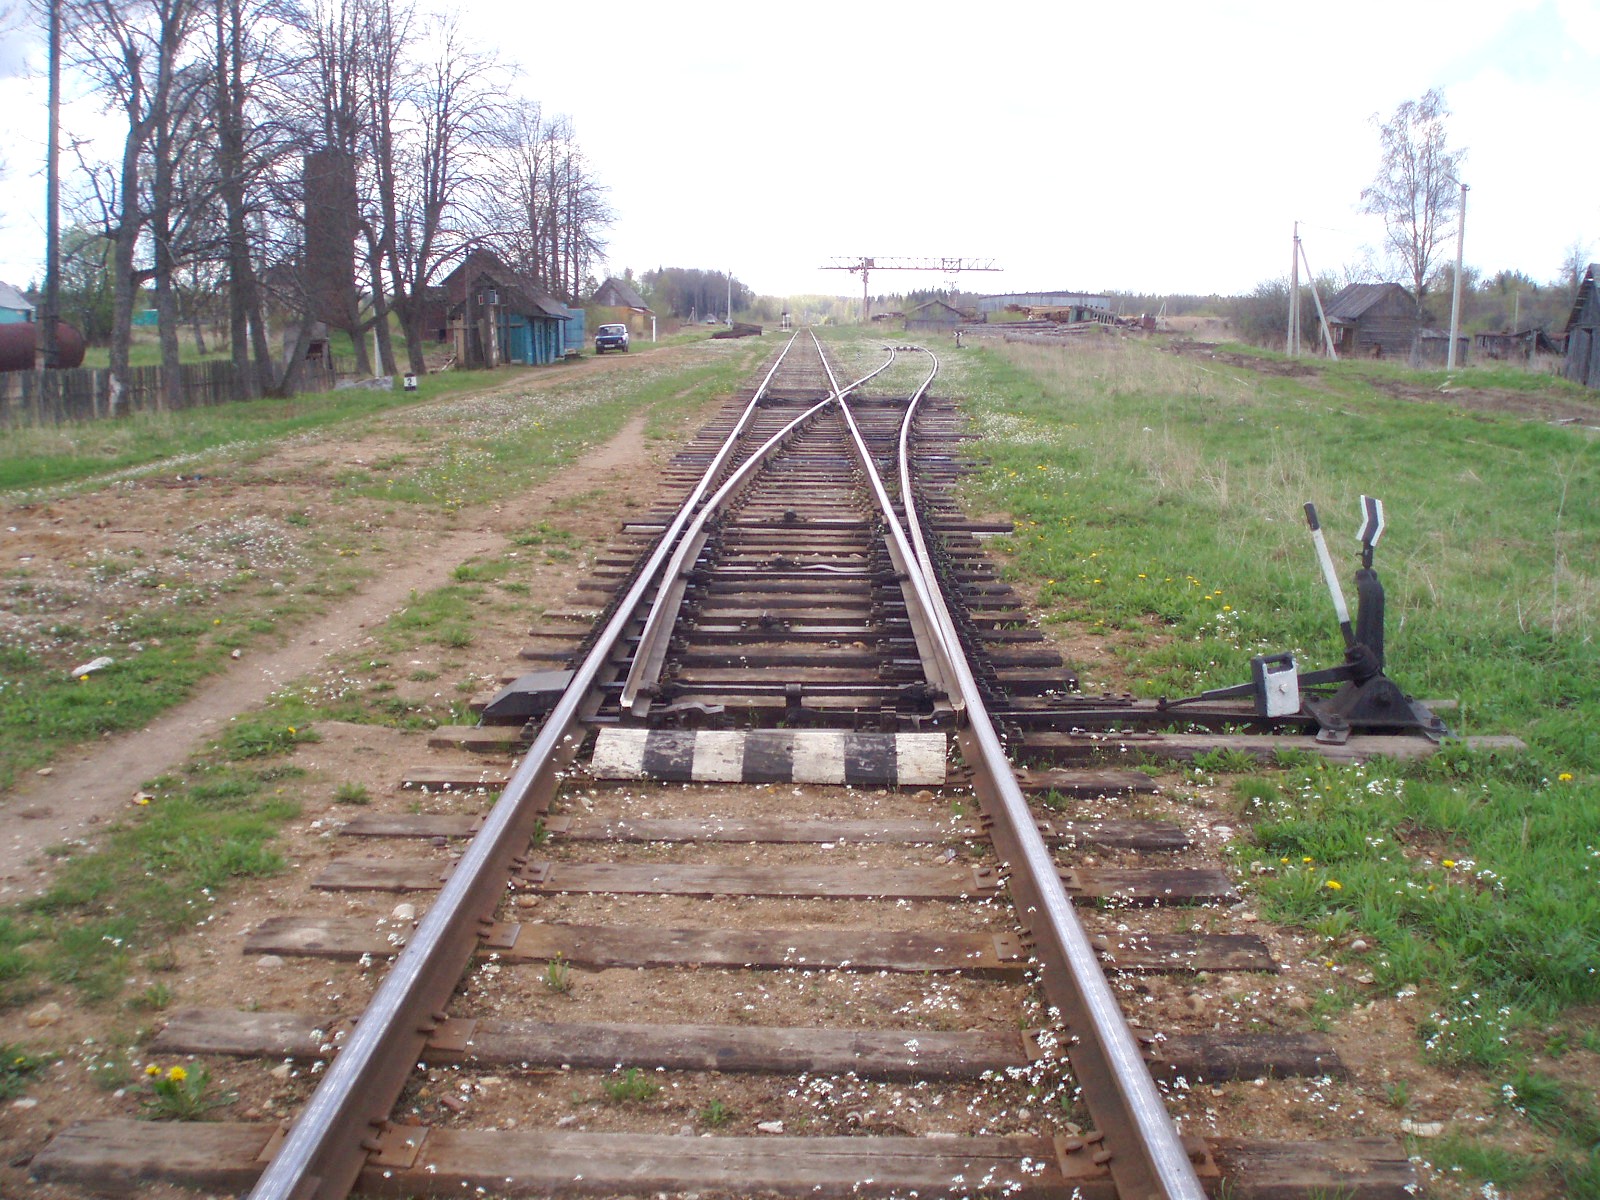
[1559,240,1592,300]
[487,106,611,304]
[208,0,286,395]
[60,0,204,401]
[1361,89,1464,321]
[380,11,503,374]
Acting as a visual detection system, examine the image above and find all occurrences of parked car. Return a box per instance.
[594,323,629,353]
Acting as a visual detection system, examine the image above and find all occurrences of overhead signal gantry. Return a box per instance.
[821,256,1002,322]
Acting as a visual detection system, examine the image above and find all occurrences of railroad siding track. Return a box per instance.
[34,336,1418,1199]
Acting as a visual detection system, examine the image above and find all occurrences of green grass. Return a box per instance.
[0,720,302,1011]
[902,329,1600,1191]
[1,339,768,789]
[1216,339,1588,395]
[600,1066,659,1104]
[0,369,507,495]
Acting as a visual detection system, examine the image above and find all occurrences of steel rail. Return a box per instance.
[814,333,964,713]
[619,396,835,715]
[247,334,812,1200]
[891,348,1207,1200]
[619,343,904,717]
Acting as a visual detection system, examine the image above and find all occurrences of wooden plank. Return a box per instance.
[402,766,510,790]
[243,917,1027,974]
[1093,932,1277,973]
[1020,730,1524,766]
[312,857,452,892]
[1012,767,1158,795]
[340,814,480,838]
[359,1129,1102,1198]
[244,914,414,959]
[591,727,949,786]
[507,923,1025,973]
[319,860,1002,899]
[426,725,525,753]
[153,1008,339,1059]
[1143,1032,1345,1082]
[155,1009,1027,1081]
[1038,818,1190,852]
[27,1121,1414,1199]
[553,815,982,844]
[1059,867,1238,905]
[528,862,999,900]
[156,1008,1342,1085]
[30,1120,277,1193]
[1207,1137,1416,1198]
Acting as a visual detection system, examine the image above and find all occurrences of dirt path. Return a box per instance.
[0,407,656,898]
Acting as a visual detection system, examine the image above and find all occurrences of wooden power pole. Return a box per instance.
[41,0,61,368]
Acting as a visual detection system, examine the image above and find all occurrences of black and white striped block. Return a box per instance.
[590,728,947,787]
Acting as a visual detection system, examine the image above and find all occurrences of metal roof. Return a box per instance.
[593,277,650,310]
[1322,282,1411,322]
[0,281,34,315]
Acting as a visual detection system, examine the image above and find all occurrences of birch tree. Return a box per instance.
[1361,89,1464,321]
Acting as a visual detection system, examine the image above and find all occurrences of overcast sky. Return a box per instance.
[0,0,1596,302]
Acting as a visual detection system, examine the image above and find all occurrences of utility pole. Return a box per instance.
[1447,181,1468,370]
[1287,223,1300,357]
[1298,237,1337,360]
[41,0,62,368]
[726,270,732,325]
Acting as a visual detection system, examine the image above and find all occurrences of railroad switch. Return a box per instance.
[481,669,576,722]
[1163,496,1448,744]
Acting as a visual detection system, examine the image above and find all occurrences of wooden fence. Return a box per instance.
[0,358,342,428]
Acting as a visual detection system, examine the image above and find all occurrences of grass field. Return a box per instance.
[0,337,767,788]
[914,328,1599,1196]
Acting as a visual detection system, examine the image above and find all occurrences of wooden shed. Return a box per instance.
[442,251,570,369]
[905,300,967,332]
[1563,263,1600,389]
[1321,283,1419,359]
[1474,328,1565,361]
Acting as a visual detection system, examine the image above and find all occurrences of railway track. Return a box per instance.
[35,333,1420,1199]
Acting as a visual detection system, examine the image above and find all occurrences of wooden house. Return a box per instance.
[1563,264,1600,388]
[1321,283,1420,359]
[590,277,654,338]
[0,281,34,324]
[441,251,570,369]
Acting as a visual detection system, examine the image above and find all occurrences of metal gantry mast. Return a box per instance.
[821,256,1002,322]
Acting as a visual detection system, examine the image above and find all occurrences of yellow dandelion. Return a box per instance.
[1325,880,1343,891]
[1137,573,1146,579]
[78,675,88,683]
[136,796,151,806]
[166,1066,187,1082]
[1442,859,1456,868]
[1280,857,1289,865]
[1092,578,1102,584]
[1301,856,1313,863]
[1222,605,1232,612]
[1558,772,1574,782]
[213,618,221,625]
[287,727,296,735]
[145,1065,162,1077]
